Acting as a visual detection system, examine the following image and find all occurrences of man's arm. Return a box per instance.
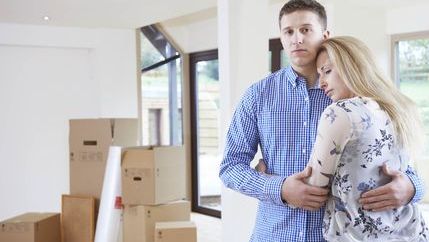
[219,86,288,206]
[256,159,329,210]
[406,165,425,203]
[359,164,425,211]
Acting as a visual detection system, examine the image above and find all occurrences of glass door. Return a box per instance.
[190,50,221,218]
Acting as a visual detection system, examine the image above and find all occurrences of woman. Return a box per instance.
[307,36,428,241]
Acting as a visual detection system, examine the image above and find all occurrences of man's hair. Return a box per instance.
[279,0,327,30]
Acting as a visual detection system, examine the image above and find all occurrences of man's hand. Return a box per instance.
[281,166,329,210]
[256,159,328,210]
[359,163,415,211]
[255,159,268,174]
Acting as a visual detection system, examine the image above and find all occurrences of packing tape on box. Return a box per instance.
[94,146,122,242]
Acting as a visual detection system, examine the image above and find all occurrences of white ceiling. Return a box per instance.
[0,0,426,29]
[0,0,217,29]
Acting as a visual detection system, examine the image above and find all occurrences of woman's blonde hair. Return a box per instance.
[318,36,424,157]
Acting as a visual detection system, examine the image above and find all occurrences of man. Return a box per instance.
[219,0,425,241]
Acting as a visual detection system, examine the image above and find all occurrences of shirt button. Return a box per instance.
[302,149,306,154]
[299,231,304,237]
[304,97,309,102]
[303,121,307,127]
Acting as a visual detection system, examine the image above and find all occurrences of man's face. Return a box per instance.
[280,10,329,70]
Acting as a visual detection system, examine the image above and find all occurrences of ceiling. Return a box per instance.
[0,0,217,29]
[0,0,426,29]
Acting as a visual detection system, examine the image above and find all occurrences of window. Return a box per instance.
[269,38,289,72]
[140,25,183,146]
[392,33,429,160]
[190,49,221,218]
[148,108,162,146]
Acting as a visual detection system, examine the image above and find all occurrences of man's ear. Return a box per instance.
[323,30,330,39]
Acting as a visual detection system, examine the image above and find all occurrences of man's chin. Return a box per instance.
[291,59,315,69]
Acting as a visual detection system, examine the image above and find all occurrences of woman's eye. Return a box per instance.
[325,70,331,75]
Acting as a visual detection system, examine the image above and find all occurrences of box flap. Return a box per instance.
[122,148,155,168]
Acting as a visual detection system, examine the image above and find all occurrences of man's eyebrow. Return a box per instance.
[282,23,313,30]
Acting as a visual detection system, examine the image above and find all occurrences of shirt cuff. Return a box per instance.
[406,169,425,204]
[264,175,289,206]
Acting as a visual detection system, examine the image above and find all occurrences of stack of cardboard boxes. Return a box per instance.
[69,118,139,203]
[122,146,197,242]
[66,118,139,242]
[0,118,197,242]
[0,118,135,242]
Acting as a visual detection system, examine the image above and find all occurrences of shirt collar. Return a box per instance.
[285,66,322,90]
[285,66,300,88]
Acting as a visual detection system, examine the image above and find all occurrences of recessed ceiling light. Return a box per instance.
[43,16,50,21]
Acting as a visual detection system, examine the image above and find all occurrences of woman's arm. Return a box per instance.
[307,104,352,188]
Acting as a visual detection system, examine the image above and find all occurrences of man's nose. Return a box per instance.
[292,32,303,45]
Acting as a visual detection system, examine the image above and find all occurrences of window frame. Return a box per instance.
[391,31,429,163]
[189,49,221,218]
[391,31,429,85]
[138,24,183,146]
[270,38,283,72]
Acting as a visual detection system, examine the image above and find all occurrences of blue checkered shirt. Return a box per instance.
[219,66,425,242]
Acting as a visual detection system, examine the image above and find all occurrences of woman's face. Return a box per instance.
[316,51,355,101]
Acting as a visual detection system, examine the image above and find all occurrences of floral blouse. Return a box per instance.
[307,96,428,241]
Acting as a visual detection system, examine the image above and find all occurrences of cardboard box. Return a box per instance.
[123,200,190,242]
[122,146,185,205]
[0,213,60,242]
[69,118,138,199]
[155,221,196,242]
[61,195,95,242]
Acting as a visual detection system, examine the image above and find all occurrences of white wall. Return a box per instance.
[217,0,269,241]
[161,8,218,53]
[0,23,138,220]
[386,2,429,35]
[328,0,390,74]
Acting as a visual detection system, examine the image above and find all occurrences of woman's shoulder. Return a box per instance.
[332,96,366,112]
[324,97,373,119]
[320,97,368,129]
